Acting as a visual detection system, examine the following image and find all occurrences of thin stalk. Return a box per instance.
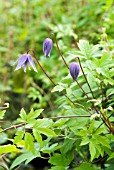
[50,33,113,132]
[27,49,78,108]
[77,57,95,99]
[50,33,99,114]
[100,81,104,101]
[72,93,92,115]
[0,123,25,133]
[94,113,114,133]
[49,115,90,119]
[50,33,69,69]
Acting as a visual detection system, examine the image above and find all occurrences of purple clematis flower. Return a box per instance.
[43,38,53,57]
[14,53,37,72]
[69,62,80,80]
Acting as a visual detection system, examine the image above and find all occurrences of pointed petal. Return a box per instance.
[23,64,27,72]
[27,54,37,72]
[14,54,27,71]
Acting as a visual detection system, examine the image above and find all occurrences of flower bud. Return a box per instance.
[43,38,53,57]
[69,62,80,80]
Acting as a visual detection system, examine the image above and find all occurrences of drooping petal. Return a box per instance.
[14,54,28,71]
[27,54,37,72]
[23,63,27,72]
[69,62,80,80]
[43,38,53,57]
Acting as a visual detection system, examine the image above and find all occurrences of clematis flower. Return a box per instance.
[14,53,37,72]
[43,38,53,57]
[69,62,80,80]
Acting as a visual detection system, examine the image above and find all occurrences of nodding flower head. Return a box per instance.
[43,38,53,57]
[69,62,80,80]
[14,53,37,72]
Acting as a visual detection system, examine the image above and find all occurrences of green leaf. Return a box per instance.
[41,143,59,154]
[80,137,89,146]
[60,137,74,154]
[25,132,35,155]
[89,141,96,161]
[108,152,114,161]
[14,131,24,144]
[38,128,56,137]
[33,129,42,147]
[48,154,70,166]
[66,88,72,95]
[77,40,91,59]
[27,109,44,122]
[19,108,27,121]
[0,110,6,119]
[10,152,38,170]
[95,135,111,149]
[0,144,20,154]
[33,118,53,128]
[0,133,7,144]
[94,144,104,157]
[49,166,67,170]
[74,162,95,170]
[51,85,66,92]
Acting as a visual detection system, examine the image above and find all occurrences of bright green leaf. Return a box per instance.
[38,128,56,137]
[25,132,35,155]
[0,144,20,154]
[33,129,42,147]
[19,108,27,121]
[89,141,96,161]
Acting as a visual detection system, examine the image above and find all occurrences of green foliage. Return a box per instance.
[0,0,114,169]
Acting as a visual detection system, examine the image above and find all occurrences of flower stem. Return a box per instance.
[50,33,99,114]
[27,49,78,108]
[76,57,95,99]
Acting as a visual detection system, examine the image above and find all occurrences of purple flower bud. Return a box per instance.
[14,53,37,72]
[69,62,80,80]
[43,38,53,57]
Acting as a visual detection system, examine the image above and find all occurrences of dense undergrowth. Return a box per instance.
[0,0,114,170]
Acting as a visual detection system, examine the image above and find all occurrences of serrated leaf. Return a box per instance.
[38,128,56,137]
[25,132,35,155]
[20,108,27,121]
[89,141,96,161]
[48,154,70,166]
[27,109,44,122]
[10,152,38,170]
[14,131,24,144]
[74,162,95,170]
[95,135,110,149]
[80,137,89,146]
[0,144,20,154]
[108,152,114,161]
[60,137,74,154]
[94,144,104,157]
[33,129,42,147]
[33,118,53,128]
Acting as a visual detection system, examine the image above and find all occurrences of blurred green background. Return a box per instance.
[0,0,114,169]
